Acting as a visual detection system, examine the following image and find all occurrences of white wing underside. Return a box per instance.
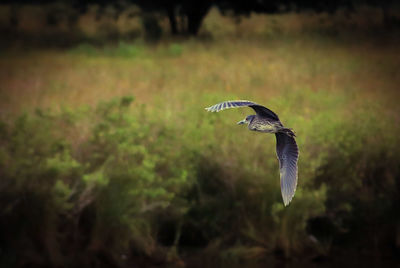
[205,100,256,112]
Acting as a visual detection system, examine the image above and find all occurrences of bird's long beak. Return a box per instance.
[237,119,246,125]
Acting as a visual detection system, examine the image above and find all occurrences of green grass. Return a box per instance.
[0,7,400,267]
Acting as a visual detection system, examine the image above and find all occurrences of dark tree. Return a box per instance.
[133,0,213,36]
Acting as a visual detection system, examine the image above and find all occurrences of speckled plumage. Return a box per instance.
[205,100,299,206]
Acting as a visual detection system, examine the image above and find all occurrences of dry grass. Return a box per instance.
[1,40,399,115]
[0,7,399,119]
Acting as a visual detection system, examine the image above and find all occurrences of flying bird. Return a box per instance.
[205,100,299,206]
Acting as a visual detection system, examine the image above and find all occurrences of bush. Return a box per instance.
[1,94,399,267]
[0,97,191,267]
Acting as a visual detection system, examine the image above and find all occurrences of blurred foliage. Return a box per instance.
[0,97,191,267]
[2,3,399,48]
[0,92,399,267]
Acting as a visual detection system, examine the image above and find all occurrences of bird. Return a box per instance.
[205,100,299,206]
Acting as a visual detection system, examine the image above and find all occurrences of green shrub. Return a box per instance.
[1,94,399,267]
[0,97,191,267]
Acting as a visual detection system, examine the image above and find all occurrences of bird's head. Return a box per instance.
[237,115,255,125]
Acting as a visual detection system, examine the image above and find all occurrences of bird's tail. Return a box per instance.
[280,128,296,137]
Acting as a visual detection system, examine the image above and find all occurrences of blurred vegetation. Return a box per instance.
[0,4,400,268]
[1,3,399,48]
[1,90,399,267]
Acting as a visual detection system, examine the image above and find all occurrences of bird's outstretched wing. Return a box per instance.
[275,132,299,206]
[205,100,279,121]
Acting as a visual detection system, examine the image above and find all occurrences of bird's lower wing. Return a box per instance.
[205,100,257,112]
[275,132,299,206]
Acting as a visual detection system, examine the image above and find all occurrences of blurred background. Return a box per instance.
[0,0,400,267]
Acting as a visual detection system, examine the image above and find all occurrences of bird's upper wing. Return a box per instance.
[275,132,299,206]
[205,100,279,121]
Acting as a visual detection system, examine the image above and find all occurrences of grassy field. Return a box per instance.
[1,34,399,115]
[1,6,399,112]
[1,7,400,267]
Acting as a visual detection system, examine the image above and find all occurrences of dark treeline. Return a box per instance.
[3,0,398,36]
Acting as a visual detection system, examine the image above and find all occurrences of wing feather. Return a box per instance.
[275,132,299,206]
[205,100,279,120]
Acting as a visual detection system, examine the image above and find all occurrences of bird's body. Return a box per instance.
[205,100,299,206]
[247,115,282,133]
